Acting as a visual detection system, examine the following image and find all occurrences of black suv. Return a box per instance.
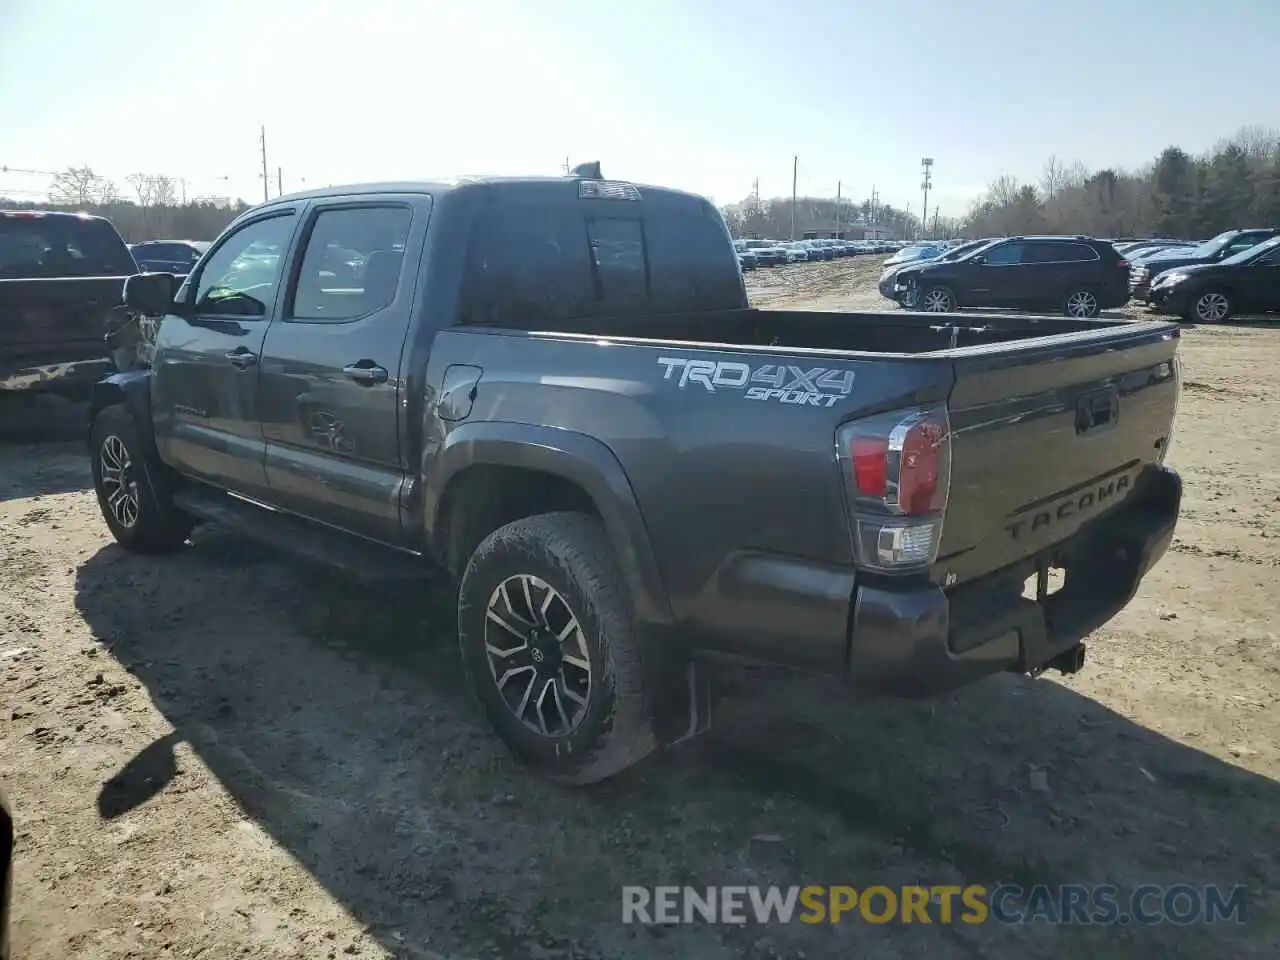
[893,236,1131,317]
[1149,234,1280,322]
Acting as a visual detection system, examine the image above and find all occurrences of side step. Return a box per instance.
[172,485,434,584]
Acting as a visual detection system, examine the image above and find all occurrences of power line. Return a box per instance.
[921,157,934,239]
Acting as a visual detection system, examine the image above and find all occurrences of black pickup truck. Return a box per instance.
[0,210,141,399]
[90,173,1184,783]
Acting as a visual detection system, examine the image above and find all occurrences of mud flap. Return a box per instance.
[652,659,714,748]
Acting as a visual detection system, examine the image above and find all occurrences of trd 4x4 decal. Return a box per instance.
[657,357,855,407]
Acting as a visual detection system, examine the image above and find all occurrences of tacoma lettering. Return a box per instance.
[1005,474,1132,541]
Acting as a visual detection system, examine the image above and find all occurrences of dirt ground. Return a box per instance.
[2,258,1278,959]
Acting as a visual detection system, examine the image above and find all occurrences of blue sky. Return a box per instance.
[1,0,1275,215]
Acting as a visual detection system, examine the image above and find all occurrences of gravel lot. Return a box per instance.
[2,258,1278,959]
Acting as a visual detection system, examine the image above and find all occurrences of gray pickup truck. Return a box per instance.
[90,172,1183,783]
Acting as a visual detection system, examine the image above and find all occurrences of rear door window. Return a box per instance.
[289,206,413,322]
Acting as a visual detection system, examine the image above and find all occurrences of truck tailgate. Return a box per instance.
[938,322,1180,587]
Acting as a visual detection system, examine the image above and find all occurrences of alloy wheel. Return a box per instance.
[923,289,953,312]
[1065,291,1098,317]
[1195,292,1229,323]
[99,435,141,529]
[484,574,592,736]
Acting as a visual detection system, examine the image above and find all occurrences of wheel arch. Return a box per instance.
[427,421,675,628]
[89,369,155,452]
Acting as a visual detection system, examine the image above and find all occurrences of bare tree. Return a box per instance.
[48,165,107,205]
[128,173,178,208]
[1041,156,1065,202]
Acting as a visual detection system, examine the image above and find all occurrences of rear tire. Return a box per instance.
[90,404,194,553]
[1063,287,1101,318]
[457,512,657,784]
[1187,288,1231,324]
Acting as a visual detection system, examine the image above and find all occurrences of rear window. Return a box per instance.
[0,215,135,278]
[1027,241,1099,263]
[459,192,744,326]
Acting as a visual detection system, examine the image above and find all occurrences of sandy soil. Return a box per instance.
[2,258,1278,959]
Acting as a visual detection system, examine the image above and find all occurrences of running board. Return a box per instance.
[172,485,434,584]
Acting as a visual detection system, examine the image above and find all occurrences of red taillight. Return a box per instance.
[837,405,951,572]
[851,437,889,496]
[2,211,45,219]
[1117,259,1130,269]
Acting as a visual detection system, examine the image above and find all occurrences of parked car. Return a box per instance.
[743,239,787,266]
[880,238,995,305]
[95,173,1181,784]
[783,242,810,263]
[1129,228,1280,301]
[1117,241,1195,261]
[1,209,143,398]
[1114,238,1187,257]
[883,243,944,270]
[129,240,210,275]
[1148,234,1280,322]
[803,240,833,261]
[894,235,1130,317]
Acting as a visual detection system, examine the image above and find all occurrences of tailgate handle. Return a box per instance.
[1077,388,1119,435]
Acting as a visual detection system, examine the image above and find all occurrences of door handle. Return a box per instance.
[225,348,257,369]
[343,362,389,385]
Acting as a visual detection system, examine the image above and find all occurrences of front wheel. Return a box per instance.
[1063,288,1101,318]
[457,512,657,784]
[1187,289,1231,324]
[90,404,194,553]
[921,285,957,313]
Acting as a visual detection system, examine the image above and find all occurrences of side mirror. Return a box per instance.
[122,272,176,316]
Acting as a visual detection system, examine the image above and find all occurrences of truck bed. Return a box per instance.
[472,306,1180,654]
[539,307,1155,356]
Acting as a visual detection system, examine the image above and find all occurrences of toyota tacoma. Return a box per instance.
[88,171,1184,783]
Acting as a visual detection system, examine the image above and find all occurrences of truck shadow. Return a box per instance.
[73,538,1277,959]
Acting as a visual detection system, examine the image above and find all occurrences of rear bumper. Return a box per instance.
[689,464,1181,695]
[847,464,1181,696]
[1129,278,1152,301]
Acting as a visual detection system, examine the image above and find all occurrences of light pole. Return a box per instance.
[920,158,934,239]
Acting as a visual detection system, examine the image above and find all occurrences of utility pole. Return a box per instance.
[920,157,934,239]
[277,166,283,197]
[835,180,842,237]
[870,184,879,238]
[259,125,269,203]
[563,156,571,175]
[790,155,798,240]
[932,208,940,237]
